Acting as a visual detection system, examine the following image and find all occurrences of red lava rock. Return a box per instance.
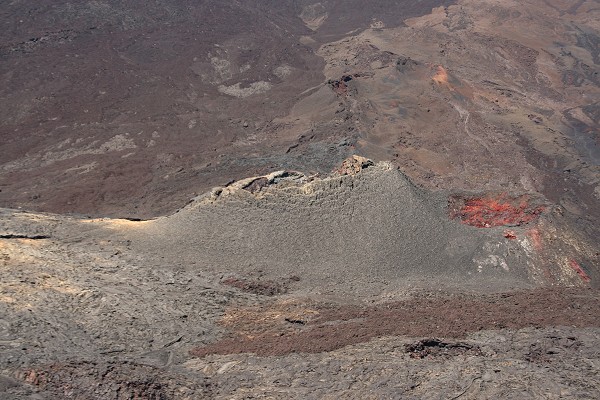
[527,228,543,252]
[569,260,591,283]
[449,193,545,228]
[328,75,354,97]
[23,370,46,386]
[335,155,374,175]
[504,230,517,239]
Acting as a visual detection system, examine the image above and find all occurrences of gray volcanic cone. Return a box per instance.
[136,160,572,297]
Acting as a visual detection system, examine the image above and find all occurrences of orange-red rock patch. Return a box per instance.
[449,194,545,228]
[569,260,591,283]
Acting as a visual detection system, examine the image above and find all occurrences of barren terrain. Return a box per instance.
[2,161,599,399]
[1,0,599,399]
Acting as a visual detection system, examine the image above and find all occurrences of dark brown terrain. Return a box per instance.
[1,0,599,399]
[0,0,455,218]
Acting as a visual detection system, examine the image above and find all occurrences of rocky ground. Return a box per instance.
[1,0,599,398]
[1,162,599,399]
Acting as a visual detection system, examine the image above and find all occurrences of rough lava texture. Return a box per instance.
[1,160,599,398]
[1,0,600,398]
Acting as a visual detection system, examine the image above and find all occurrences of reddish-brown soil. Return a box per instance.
[0,0,457,219]
[190,288,600,357]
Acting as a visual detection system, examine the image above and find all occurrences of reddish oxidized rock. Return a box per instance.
[569,260,591,283]
[449,193,545,228]
[335,155,374,176]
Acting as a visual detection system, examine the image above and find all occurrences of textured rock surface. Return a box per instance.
[1,0,599,398]
[1,163,599,398]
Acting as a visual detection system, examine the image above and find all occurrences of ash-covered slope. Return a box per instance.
[136,159,593,297]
